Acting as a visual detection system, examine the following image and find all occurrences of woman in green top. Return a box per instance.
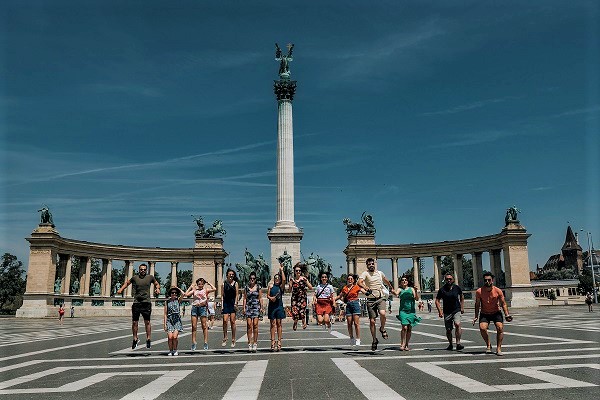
[394,275,421,351]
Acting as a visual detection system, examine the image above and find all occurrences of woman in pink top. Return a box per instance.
[185,278,216,351]
[473,272,512,356]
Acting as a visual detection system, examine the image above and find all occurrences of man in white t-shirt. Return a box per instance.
[358,258,393,351]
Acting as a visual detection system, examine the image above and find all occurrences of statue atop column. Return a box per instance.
[275,43,294,79]
[342,212,376,236]
[504,205,521,226]
[192,215,226,238]
[38,205,54,226]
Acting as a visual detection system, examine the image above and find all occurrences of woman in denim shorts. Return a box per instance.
[335,274,367,348]
[184,278,215,351]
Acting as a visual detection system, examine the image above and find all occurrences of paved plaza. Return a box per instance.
[0,307,598,400]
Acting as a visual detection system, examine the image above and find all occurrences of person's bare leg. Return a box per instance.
[144,319,151,341]
[353,315,361,340]
[191,316,198,345]
[252,319,259,345]
[276,319,282,341]
[495,322,504,353]
[405,326,412,349]
[479,322,491,350]
[222,314,229,341]
[201,317,208,345]
[230,313,237,343]
[446,329,453,345]
[132,321,139,341]
[400,325,407,349]
[369,318,376,340]
[246,318,252,344]
[455,322,462,345]
[346,316,353,338]
[379,309,387,333]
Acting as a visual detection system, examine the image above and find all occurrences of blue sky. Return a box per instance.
[1,1,599,281]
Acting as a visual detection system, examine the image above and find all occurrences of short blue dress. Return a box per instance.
[268,284,286,320]
[165,299,184,332]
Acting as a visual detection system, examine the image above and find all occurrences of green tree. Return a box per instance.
[0,253,27,312]
[165,269,192,290]
[538,269,577,280]
[111,267,126,294]
[440,256,474,290]
[578,269,594,295]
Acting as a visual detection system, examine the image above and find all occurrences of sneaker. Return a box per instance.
[231,341,236,348]
[252,343,257,352]
[327,325,332,333]
[167,351,173,356]
[248,344,253,353]
[132,339,139,350]
[485,347,493,354]
[146,340,151,349]
[203,343,209,351]
[222,339,227,347]
[191,343,197,351]
[350,338,356,347]
[172,351,178,356]
[456,343,464,351]
[446,344,453,351]
[355,339,361,347]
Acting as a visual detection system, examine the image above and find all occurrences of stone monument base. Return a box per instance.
[268,230,303,276]
[506,285,539,308]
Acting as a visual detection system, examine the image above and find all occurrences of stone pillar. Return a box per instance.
[490,250,503,281]
[148,262,156,294]
[501,223,538,307]
[61,255,73,295]
[433,256,441,291]
[216,261,223,298]
[346,259,352,276]
[412,257,420,291]
[77,257,86,295]
[171,262,178,287]
[269,74,303,274]
[125,261,134,297]
[193,237,227,292]
[472,252,484,289]
[391,258,399,291]
[83,257,92,296]
[453,253,463,287]
[101,259,112,297]
[346,235,377,276]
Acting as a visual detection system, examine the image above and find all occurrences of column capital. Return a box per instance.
[274,80,297,101]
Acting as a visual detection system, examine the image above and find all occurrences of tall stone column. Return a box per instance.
[148,262,156,294]
[489,250,503,281]
[346,259,352,276]
[101,259,112,297]
[433,256,441,291]
[453,253,463,287]
[83,257,92,296]
[472,252,484,289]
[125,261,134,297]
[78,257,86,295]
[61,254,72,295]
[216,261,223,298]
[501,223,538,307]
[171,262,178,288]
[391,258,399,291]
[269,51,303,273]
[412,257,420,290]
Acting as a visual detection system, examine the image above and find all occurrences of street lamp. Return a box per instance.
[581,229,597,303]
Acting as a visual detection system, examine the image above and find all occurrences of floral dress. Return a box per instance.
[290,278,308,321]
[245,285,261,318]
[166,299,184,332]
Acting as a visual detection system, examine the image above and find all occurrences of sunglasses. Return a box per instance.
[294,270,301,273]
[250,277,256,280]
[484,278,493,282]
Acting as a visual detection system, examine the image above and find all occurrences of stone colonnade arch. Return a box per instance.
[16,223,227,318]
[343,222,537,308]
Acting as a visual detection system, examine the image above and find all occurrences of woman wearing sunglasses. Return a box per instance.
[288,262,313,331]
[243,271,263,352]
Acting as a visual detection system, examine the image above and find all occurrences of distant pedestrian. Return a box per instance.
[435,273,465,351]
[585,292,593,312]
[222,268,239,347]
[164,287,184,356]
[117,263,160,350]
[427,299,432,313]
[288,263,313,330]
[357,258,393,351]
[394,275,421,351]
[181,303,186,317]
[267,265,286,351]
[334,274,367,348]
[207,297,216,330]
[243,271,263,353]
[473,272,512,356]
[313,272,335,331]
[70,305,75,318]
[184,278,216,351]
[58,304,65,324]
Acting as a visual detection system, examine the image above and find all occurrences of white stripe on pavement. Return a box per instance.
[332,358,406,400]
[222,360,268,400]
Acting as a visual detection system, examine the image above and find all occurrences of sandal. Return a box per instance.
[277,340,281,352]
[302,324,307,330]
[371,338,379,351]
[270,340,276,352]
[221,338,227,347]
[379,327,389,340]
[293,321,297,331]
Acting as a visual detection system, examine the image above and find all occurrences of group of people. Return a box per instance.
[117,259,513,356]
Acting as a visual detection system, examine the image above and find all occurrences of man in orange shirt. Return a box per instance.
[473,272,512,356]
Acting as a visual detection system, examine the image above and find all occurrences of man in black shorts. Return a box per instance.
[435,274,464,351]
[117,263,160,349]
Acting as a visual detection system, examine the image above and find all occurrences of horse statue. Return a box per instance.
[38,205,54,225]
[342,217,363,236]
[205,219,226,238]
[362,212,376,234]
[192,215,206,236]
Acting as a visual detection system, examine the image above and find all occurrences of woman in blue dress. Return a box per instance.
[163,287,184,356]
[394,275,421,351]
[243,271,263,353]
[267,264,286,351]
